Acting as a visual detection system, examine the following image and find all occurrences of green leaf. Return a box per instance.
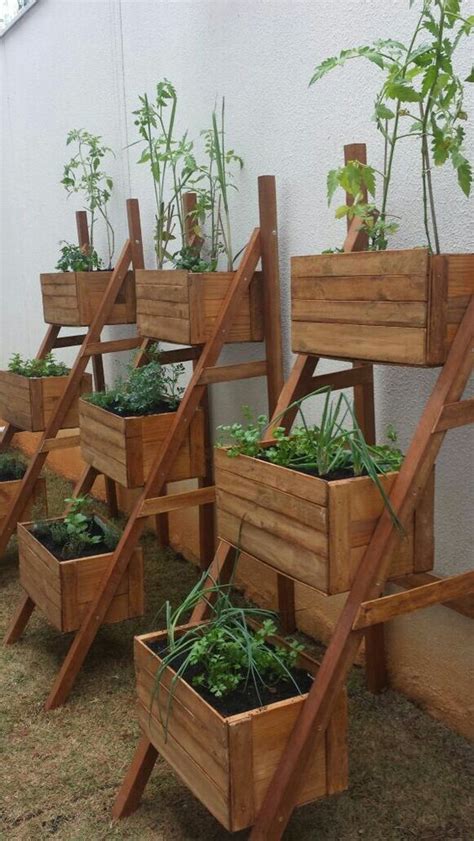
[451,150,472,197]
[363,166,376,198]
[465,66,474,83]
[326,169,339,205]
[421,65,437,96]
[374,102,395,120]
[385,81,422,102]
[335,204,350,219]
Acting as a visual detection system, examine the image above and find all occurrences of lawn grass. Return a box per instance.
[0,470,472,840]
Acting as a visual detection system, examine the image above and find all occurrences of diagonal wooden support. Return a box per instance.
[248,296,473,840]
[42,229,262,710]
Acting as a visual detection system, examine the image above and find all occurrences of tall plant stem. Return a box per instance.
[419,103,440,253]
[380,8,426,221]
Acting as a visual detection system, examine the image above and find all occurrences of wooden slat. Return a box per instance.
[198,360,267,385]
[86,337,142,355]
[308,365,373,392]
[258,175,284,414]
[292,299,427,327]
[292,321,427,366]
[41,434,82,452]
[291,249,429,278]
[433,398,474,431]
[354,570,474,629]
[139,485,216,518]
[392,572,474,619]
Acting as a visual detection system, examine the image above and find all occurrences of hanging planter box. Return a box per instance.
[135,270,264,344]
[215,448,435,595]
[135,623,348,832]
[78,399,206,489]
[0,477,47,529]
[18,519,144,633]
[40,271,136,326]
[0,371,93,432]
[291,250,474,366]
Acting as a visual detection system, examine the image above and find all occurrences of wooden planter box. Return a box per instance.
[18,520,144,633]
[0,477,47,528]
[215,448,435,595]
[78,399,206,489]
[135,624,348,832]
[40,271,136,326]
[0,371,93,432]
[291,250,474,366]
[135,269,264,344]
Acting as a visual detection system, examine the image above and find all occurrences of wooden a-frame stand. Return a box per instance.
[112,149,474,833]
[3,175,284,713]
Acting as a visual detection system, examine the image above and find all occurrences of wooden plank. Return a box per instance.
[364,624,388,693]
[292,299,427,327]
[308,364,373,393]
[198,360,267,385]
[292,249,429,278]
[258,175,284,413]
[328,482,351,594]
[445,253,474,297]
[292,321,427,365]
[354,570,474,629]
[325,688,349,794]
[112,736,158,819]
[139,485,216,518]
[392,572,474,619]
[85,337,142,356]
[228,719,255,831]
[433,398,474,431]
[42,434,82,452]
[3,594,36,645]
[292,273,428,302]
[426,254,448,365]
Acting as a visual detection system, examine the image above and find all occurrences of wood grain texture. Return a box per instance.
[135,269,264,344]
[40,271,136,326]
[290,250,474,367]
[0,371,92,431]
[18,521,144,632]
[78,400,206,488]
[0,477,46,529]
[134,624,347,832]
[215,449,435,595]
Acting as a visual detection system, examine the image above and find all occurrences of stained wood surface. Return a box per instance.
[136,269,264,344]
[0,477,46,527]
[40,271,136,326]
[134,623,347,832]
[79,400,206,488]
[291,250,474,367]
[215,449,434,594]
[18,521,144,632]
[0,371,92,432]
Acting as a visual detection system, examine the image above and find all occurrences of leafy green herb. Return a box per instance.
[8,353,69,378]
[311,1,473,252]
[55,242,102,272]
[32,497,121,561]
[62,129,115,268]
[85,342,184,416]
[218,390,404,528]
[151,572,305,738]
[0,452,26,481]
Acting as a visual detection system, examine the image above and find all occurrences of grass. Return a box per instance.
[0,470,473,840]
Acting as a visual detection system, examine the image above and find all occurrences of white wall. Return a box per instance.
[1,0,473,729]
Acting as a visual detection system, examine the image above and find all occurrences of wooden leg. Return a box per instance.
[364,624,388,694]
[277,575,296,633]
[4,594,35,644]
[155,513,170,547]
[112,735,158,819]
[104,476,119,519]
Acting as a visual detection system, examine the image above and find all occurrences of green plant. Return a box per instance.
[55,242,102,272]
[8,352,69,378]
[189,98,243,271]
[218,389,404,528]
[311,0,473,251]
[133,80,198,268]
[33,497,120,561]
[61,129,115,268]
[85,342,185,416]
[151,572,304,738]
[0,452,26,481]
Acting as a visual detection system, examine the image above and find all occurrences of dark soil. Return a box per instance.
[0,469,26,482]
[31,519,111,561]
[149,639,314,717]
[258,454,358,482]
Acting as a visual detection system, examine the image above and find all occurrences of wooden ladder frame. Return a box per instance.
[111,150,474,832]
[3,175,284,713]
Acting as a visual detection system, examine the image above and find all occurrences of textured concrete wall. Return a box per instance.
[1,0,473,736]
